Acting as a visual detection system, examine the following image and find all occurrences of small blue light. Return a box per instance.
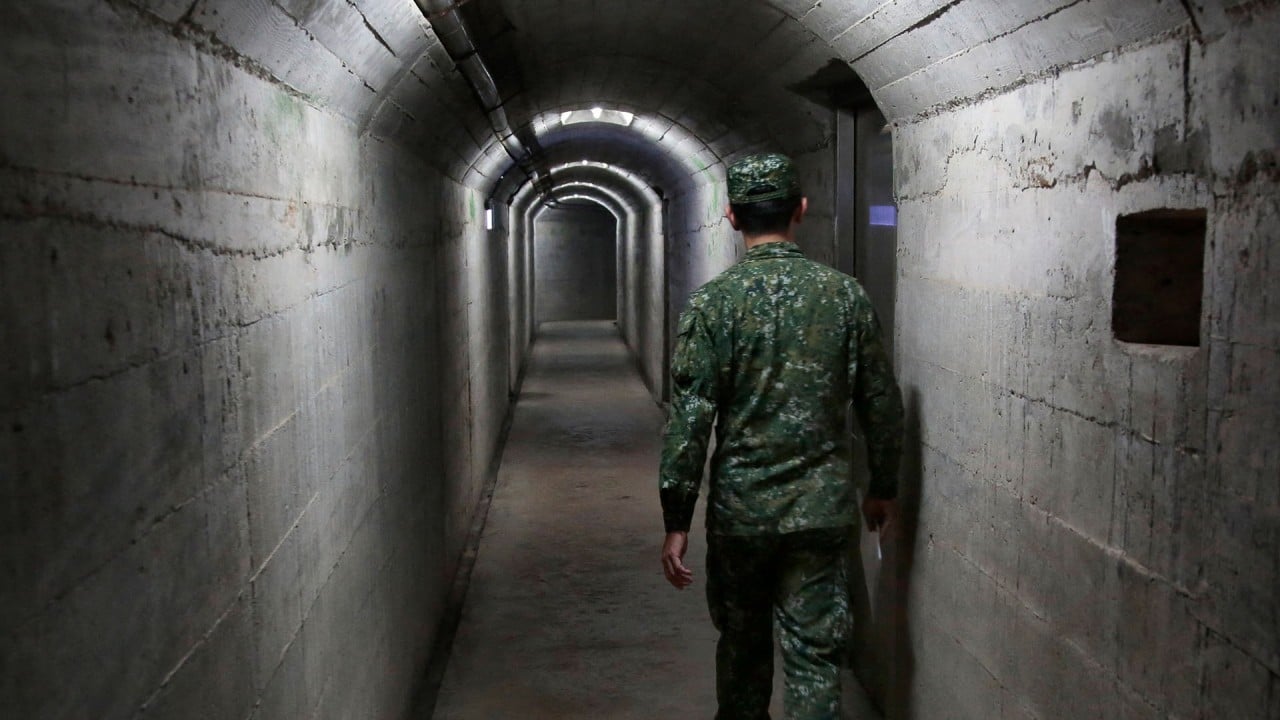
[869,205,897,227]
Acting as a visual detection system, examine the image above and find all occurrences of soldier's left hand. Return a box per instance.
[862,496,898,535]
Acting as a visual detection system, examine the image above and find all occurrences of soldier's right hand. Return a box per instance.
[661,531,694,590]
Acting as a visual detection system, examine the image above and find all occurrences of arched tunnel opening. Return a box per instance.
[2,1,1277,719]
[532,199,619,325]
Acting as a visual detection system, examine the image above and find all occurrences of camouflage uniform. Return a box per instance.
[659,154,903,719]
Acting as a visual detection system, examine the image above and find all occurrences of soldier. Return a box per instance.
[658,153,904,719]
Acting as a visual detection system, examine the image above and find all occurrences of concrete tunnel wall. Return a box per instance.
[0,2,517,717]
[533,204,619,324]
[610,181,666,404]
[886,13,1280,717]
[2,1,1278,719]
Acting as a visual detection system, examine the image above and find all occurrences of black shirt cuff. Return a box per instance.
[660,488,697,533]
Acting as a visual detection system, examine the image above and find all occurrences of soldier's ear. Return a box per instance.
[793,197,809,225]
[725,205,741,231]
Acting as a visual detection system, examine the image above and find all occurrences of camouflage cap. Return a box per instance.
[727,153,802,204]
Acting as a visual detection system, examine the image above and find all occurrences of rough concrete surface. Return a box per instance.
[0,3,515,718]
[888,6,1280,718]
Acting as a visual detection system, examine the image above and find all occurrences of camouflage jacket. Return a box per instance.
[659,241,903,535]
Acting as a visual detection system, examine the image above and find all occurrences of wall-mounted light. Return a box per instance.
[485,199,495,230]
[591,106,603,119]
[869,205,897,227]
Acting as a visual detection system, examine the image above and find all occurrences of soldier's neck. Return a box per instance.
[743,230,795,249]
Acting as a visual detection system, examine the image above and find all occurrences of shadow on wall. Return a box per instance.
[847,387,922,719]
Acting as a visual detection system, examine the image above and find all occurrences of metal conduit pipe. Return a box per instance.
[454,55,501,109]
[414,0,543,192]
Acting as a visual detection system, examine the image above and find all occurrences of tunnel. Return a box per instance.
[1,1,1277,718]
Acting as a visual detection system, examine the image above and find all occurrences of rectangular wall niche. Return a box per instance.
[1112,208,1207,346]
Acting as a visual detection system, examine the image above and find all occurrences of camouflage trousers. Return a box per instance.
[706,527,851,720]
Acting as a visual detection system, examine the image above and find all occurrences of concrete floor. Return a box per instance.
[432,321,881,719]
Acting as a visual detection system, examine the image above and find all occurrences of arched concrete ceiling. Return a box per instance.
[512,165,658,217]
[511,172,658,253]
[533,191,624,223]
[150,0,1211,183]
[535,182,639,221]
[542,187,626,213]
[494,125,690,202]
[545,165,662,206]
[431,0,1209,176]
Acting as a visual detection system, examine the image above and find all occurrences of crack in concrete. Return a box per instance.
[1182,37,1194,132]
[918,441,1211,717]
[830,0,897,44]
[873,0,1089,91]
[0,271,366,418]
[893,133,981,201]
[164,13,317,107]
[262,0,388,97]
[387,97,419,124]
[1,206,291,259]
[877,0,1209,125]
[906,357,1205,459]
[1177,0,1205,40]
[363,57,442,136]
[848,0,969,64]
[0,164,439,263]
[1067,160,1160,191]
[5,272,400,644]
[922,431,1202,604]
[176,0,200,24]
[345,0,398,58]
[251,424,391,703]
[5,472,239,640]
[116,0,384,117]
[0,161,303,205]
[763,0,819,21]
[1199,624,1280,678]
[895,121,1183,203]
[1225,0,1280,19]
[129,590,247,718]
[1012,386,1203,457]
